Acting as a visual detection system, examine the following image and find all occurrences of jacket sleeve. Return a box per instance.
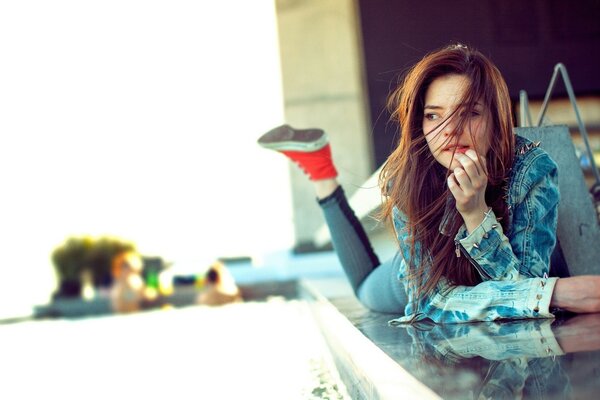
[455,150,559,280]
[390,155,560,325]
[390,273,558,324]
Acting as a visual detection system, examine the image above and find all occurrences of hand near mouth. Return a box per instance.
[447,149,490,233]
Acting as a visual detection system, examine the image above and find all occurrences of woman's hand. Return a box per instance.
[447,149,489,232]
[551,276,600,313]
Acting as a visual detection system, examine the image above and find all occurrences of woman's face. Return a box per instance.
[422,74,491,170]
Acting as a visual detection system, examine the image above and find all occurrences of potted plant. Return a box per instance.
[51,236,94,298]
[51,236,136,298]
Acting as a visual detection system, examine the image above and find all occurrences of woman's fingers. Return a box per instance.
[449,151,489,214]
[449,150,490,224]
[455,151,487,191]
[447,172,462,198]
[453,167,472,189]
[466,149,487,176]
[456,153,479,180]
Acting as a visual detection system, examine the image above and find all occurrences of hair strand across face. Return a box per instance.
[379,43,515,300]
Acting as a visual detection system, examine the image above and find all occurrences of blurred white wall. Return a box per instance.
[0,0,293,315]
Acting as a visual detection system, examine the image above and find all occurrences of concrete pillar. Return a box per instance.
[275,0,373,250]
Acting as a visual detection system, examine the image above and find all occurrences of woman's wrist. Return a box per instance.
[551,276,600,313]
[460,206,491,234]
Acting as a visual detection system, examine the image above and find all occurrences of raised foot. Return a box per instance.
[257,124,328,152]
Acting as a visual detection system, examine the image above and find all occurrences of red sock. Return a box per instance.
[281,144,338,180]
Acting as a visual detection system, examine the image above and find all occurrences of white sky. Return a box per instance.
[0,0,293,313]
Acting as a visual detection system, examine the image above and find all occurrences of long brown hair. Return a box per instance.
[380,44,515,299]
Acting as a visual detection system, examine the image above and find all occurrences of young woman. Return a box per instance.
[258,44,600,324]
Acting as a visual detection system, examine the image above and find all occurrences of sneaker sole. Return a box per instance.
[257,124,328,152]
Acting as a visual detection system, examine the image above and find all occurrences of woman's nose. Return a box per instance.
[442,117,460,137]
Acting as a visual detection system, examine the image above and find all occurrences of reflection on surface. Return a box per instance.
[332,296,600,400]
[407,314,600,399]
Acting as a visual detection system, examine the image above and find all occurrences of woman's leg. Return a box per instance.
[259,125,407,314]
[318,185,407,313]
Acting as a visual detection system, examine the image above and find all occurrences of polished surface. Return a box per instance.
[330,295,600,399]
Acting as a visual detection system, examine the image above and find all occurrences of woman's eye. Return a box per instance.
[459,109,481,118]
[466,109,481,117]
[424,113,439,121]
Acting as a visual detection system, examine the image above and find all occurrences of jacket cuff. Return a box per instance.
[527,276,558,319]
[532,318,565,357]
[457,209,504,254]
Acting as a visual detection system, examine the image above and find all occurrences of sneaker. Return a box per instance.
[257,124,328,151]
[258,124,338,180]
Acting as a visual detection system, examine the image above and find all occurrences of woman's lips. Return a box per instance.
[444,146,470,154]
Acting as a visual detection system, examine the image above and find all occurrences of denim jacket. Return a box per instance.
[389,135,560,324]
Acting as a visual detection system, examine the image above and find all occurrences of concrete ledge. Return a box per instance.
[300,278,440,400]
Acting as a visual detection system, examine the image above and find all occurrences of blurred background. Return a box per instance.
[1,0,599,320]
[1,1,600,398]
[0,0,292,318]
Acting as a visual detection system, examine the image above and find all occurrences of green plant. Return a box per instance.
[87,237,136,286]
[51,235,136,297]
[51,236,94,283]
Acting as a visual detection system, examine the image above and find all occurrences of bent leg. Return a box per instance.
[356,252,408,314]
[257,126,406,314]
[319,186,407,314]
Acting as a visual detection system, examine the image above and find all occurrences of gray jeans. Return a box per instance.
[318,186,407,314]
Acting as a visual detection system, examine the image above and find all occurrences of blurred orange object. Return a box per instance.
[110,250,146,313]
[197,261,243,306]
